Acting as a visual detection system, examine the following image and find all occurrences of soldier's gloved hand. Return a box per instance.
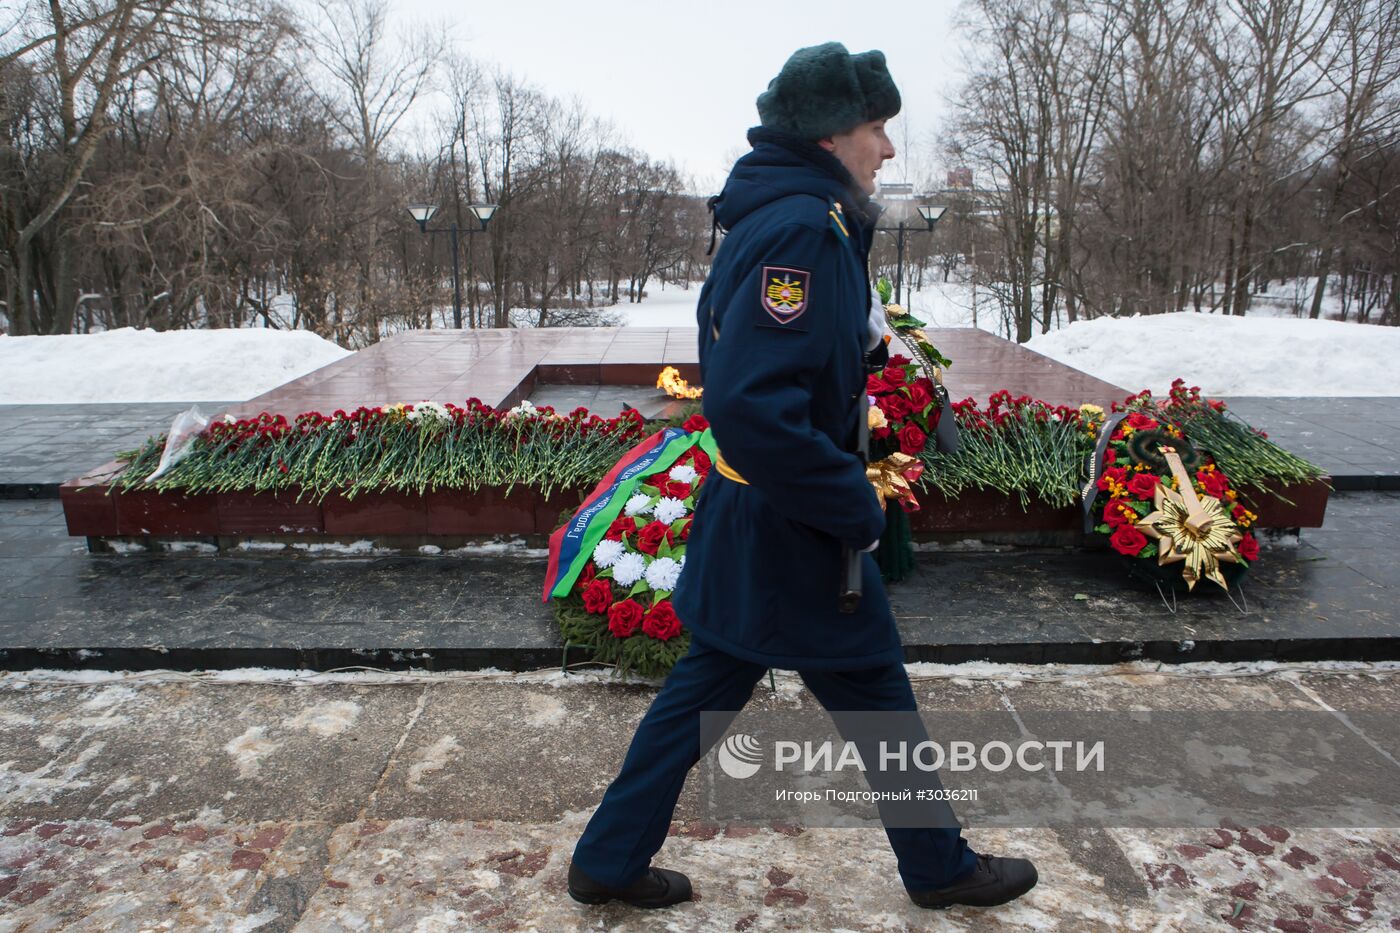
[866,288,887,351]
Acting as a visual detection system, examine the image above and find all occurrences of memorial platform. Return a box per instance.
[219,326,1131,420]
[58,326,1332,545]
[3,494,1396,670]
[0,326,1386,672]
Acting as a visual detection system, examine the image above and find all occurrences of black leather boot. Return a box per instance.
[908,853,1038,909]
[568,860,694,908]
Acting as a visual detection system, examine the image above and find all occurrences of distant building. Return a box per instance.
[948,167,974,189]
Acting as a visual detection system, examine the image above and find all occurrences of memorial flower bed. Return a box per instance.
[918,391,1104,509]
[110,399,648,500]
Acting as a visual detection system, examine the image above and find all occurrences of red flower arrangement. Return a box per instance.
[1090,405,1259,572]
[555,421,714,677]
[867,354,944,457]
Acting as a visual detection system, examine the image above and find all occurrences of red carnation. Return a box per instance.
[607,599,644,637]
[582,579,614,614]
[637,520,672,556]
[683,414,709,433]
[1103,448,1117,466]
[692,450,712,475]
[1109,525,1148,557]
[1125,473,1160,499]
[872,425,892,440]
[605,516,638,541]
[889,354,911,366]
[882,366,908,388]
[1237,534,1259,561]
[576,562,598,591]
[1126,412,1159,431]
[905,383,934,414]
[642,600,682,640]
[898,423,927,456]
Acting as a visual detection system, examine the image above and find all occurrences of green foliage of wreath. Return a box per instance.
[555,596,691,680]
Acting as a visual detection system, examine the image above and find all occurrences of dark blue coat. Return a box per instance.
[672,128,901,671]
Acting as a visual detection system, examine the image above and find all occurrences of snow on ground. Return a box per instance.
[3,279,1394,403]
[622,278,1400,397]
[0,327,351,404]
[1024,313,1400,397]
[610,284,703,327]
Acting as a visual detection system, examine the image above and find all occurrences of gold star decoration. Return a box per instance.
[1135,448,1243,591]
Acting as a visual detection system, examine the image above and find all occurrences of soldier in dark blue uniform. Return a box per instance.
[568,42,1038,912]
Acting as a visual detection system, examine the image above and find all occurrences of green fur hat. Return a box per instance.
[756,42,901,140]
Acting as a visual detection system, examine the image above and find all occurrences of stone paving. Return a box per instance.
[0,664,1395,930]
[3,494,1399,669]
[1222,397,1400,490]
[0,403,231,498]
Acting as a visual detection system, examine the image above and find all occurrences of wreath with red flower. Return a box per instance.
[1090,409,1258,593]
[867,354,944,461]
[553,414,713,677]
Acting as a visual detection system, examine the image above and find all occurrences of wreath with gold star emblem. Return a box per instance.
[1087,410,1259,594]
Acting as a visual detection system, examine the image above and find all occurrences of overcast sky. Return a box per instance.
[388,0,968,193]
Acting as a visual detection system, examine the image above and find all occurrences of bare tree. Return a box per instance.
[1307,0,1400,318]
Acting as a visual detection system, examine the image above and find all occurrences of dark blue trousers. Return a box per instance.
[572,635,977,891]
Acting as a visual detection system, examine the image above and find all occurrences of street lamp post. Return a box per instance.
[877,203,947,305]
[406,202,498,328]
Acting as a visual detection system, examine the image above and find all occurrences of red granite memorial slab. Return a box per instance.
[534,487,590,535]
[909,489,1079,533]
[321,491,428,536]
[1244,479,1331,529]
[59,462,123,537]
[217,491,324,535]
[424,488,537,536]
[115,489,220,536]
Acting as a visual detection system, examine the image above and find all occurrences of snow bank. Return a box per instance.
[610,286,701,327]
[1024,314,1400,397]
[4,290,1394,403]
[0,327,351,404]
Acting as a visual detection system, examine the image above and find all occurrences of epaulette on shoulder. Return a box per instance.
[827,198,853,244]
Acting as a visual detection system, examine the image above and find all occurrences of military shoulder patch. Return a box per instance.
[759,265,811,325]
[828,199,851,242]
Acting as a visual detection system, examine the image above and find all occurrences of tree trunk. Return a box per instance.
[1309,246,1333,319]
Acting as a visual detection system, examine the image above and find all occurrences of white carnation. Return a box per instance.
[645,557,682,592]
[624,493,654,517]
[406,400,450,423]
[612,552,647,587]
[506,399,539,419]
[592,539,624,569]
[668,464,698,484]
[652,496,687,525]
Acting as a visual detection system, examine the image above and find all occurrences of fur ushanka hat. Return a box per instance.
[756,42,901,140]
